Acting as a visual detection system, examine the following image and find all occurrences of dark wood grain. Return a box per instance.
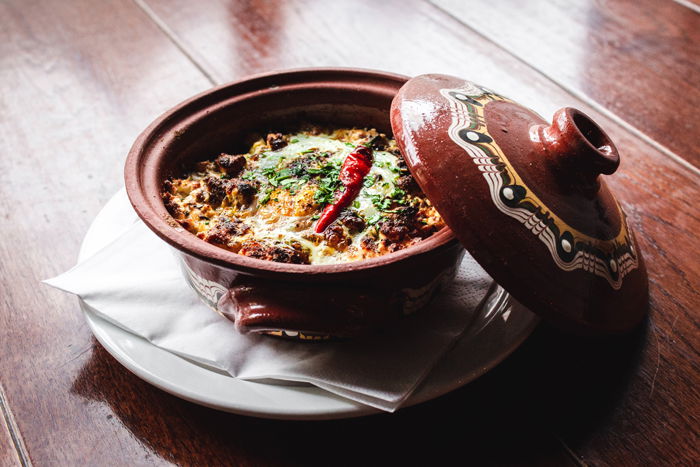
[0,0,209,464]
[432,0,700,168]
[108,0,700,463]
[0,0,698,465]
[0,393,21,467]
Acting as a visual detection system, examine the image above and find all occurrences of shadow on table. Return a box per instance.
[70,316,648,465]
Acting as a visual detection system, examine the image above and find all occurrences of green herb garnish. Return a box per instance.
[363,174,378,188]
[367,213,383,225]
[259,188,273,204]
[261,167,293,187]
[368,193,392,211]
[391,188,406,198]
[312,163,342,206]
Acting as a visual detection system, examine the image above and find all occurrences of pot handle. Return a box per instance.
[217,276,400,339]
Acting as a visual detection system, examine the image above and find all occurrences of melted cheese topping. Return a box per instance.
[162,128,444,265]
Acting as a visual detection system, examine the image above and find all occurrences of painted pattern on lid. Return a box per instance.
[439,83,639,290]
[391,74,648,334]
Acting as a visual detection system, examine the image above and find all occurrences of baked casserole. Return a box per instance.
[162,128,444,265]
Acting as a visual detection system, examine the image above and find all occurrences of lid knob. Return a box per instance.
[534,108,620,192]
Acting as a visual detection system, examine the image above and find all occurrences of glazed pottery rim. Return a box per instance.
[125,67,459,277]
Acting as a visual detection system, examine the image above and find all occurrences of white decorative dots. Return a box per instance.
[561,238,572,253]
[466,131,480,141]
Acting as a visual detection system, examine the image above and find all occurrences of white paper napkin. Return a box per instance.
[45,191,492,412]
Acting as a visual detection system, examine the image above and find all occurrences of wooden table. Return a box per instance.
[1,1,698,465]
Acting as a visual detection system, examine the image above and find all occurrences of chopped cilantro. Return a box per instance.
[314,183,339,205]
[305,164,336,175]
[259,188,273,204]
[368,193,392,211]
[367,213,383,225]
[261,167,293,187]
[391,188,406,199]
[363,174,378,188]
[313,163,342,206]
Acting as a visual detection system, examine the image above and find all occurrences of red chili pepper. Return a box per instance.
[314,145,373,233]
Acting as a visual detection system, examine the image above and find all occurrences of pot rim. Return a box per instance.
[124,67,459,278]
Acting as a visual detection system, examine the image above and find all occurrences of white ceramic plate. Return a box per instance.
[79,190,538,420]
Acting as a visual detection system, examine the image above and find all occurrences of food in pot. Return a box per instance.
[162,127,444,265]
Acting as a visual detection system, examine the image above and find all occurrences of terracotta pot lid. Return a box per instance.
[390,74,648,335]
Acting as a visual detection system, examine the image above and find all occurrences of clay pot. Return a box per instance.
[125,68,463,339]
